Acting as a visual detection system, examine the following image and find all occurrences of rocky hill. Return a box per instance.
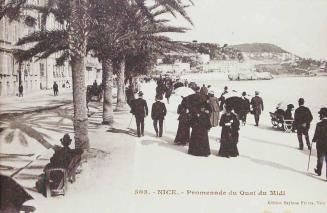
[230,43,288,53]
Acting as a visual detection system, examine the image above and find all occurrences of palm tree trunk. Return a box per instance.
[69,0,89,150]
[102,58,114,124]
[115,57,127,111]
[71,56,89,150]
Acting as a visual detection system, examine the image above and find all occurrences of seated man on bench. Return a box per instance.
[37,134,82,196]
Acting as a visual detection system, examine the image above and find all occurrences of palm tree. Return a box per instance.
[5,0,193,147]
[12,0,90,149]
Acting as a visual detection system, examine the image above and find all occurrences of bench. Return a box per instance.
[269,112,294,133]
[44,151,82,197]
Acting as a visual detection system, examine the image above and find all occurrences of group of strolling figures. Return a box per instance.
[173,85,243,158]
[126,78,327,179]
[127,80,263,158]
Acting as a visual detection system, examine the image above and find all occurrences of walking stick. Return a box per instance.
[307,141,314,171]
[128,115,134,129]
[164,119,167,134]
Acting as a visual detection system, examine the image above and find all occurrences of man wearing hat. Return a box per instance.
[250,91,264,126]
[131,91,148,137]
[293,98,313,150]
[200,84,208,96]
[312,107,327,178]
[151,95,167,137]
[239,91,250,125]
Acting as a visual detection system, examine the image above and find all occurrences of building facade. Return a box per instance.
[0,0,41,96]
[0,0,101,96]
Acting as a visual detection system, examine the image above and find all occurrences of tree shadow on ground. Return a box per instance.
[240,154,324,182]
[0,104,105,149]
[107,128,137,137]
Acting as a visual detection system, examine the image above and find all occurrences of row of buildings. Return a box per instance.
[0,0,101,97]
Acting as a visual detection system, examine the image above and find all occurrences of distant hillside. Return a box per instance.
[230,43,288,53]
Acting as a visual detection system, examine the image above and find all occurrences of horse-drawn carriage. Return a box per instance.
[87,84,103,102]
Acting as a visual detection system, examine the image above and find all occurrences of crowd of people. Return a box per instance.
[126,76,327,180]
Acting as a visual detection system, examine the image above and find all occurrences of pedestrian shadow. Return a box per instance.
[242,136,317,157]
[107,128,137,137]
[165,129,220,143]
[141,139,188,154]
[240,154,323,181]
[242,136,295,149]
[255,124,284,132]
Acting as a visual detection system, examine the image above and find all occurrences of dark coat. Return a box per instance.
[312,119,327,153]
[151,101,167,120]
[19,85,23,93]
[186,92,208,115]
[200,86,208,95]
[156,85,165,96]
[131,98,148,118]
[175,104,191,144]
[293,106,313,129]
[250,96,264,115]
[126,87,135,106]
[241,97,250,112]
[188,112,211,156]
[53,83,58,91]
[284,109,293,120]
[218,112,240,157]
[165,87,172,98]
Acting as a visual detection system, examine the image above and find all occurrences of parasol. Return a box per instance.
[0,174,33,212]
[225,96,245,114]
[173,87,195,97]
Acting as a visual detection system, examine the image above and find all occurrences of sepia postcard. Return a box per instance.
[0,0,326,212]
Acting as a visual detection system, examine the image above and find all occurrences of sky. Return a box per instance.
[164,0,327,60]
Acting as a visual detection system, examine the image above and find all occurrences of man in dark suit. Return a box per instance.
[200,84,208,96]
[239,91,250,125]
[131,91,148,137]
[294,98,313,150]
[250,91,264,126]
[312,107,327,178]
[151,95,167,137]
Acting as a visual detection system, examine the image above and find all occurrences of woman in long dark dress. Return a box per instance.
[218,105,240,157]
[174,98,191,145]
[188,108,212,157]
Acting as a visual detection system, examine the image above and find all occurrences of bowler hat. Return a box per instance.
[298,98,304,104]
[138,91,144,96]
[60,134,72,146]
[287,104,294,109]
[242,91,246,96]
[255,91,259,95]
[318,107,327,116]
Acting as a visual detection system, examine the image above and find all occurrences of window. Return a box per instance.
[40,63,45,77]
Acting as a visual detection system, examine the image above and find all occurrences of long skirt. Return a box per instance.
[218,130,239,157]
[188,128,211,157]
[174,122,190,144]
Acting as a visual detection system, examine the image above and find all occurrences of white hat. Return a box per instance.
[208,90,215,95]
